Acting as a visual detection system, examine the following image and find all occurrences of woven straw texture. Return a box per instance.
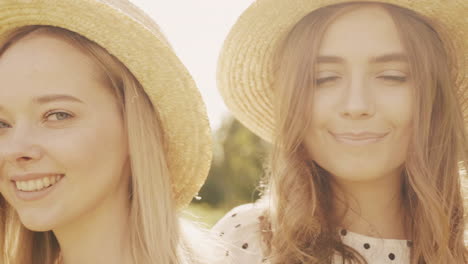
[0,0,212,209]
[218,0,468,142]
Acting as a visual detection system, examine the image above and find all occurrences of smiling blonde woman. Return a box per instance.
[213,0,468,263]
[0,1,213,264]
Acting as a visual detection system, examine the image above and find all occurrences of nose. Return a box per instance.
[339,76,375,119]
[0,126,43,168]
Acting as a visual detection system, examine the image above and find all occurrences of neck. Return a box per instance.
[332,170,408,240]
[54,178,133,264]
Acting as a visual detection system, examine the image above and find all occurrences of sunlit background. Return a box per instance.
[132,0,253,130]
[129,0,267,227]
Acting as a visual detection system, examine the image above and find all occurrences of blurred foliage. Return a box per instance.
[188,116,269,225]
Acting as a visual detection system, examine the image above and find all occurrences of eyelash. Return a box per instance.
[0,121,9,129]
[379,75,407,82]
[315,75,407,86]
[0,111,73,129]
[44,110,74,122]
[316,76,340,86]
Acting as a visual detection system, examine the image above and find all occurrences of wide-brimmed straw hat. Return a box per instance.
[0,0,212,209]
[218,0,467,142]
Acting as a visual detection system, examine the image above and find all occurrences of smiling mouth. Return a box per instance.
[330,131,388,145]
[14,174,64,192]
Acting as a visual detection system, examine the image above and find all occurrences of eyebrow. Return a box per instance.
[316,53,408,64]
[370,53,408,64]
[0,94,84,112]
[316,55,344,64]
[33,94,85,105]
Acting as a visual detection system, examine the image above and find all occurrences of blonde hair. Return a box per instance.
[261,2,468,263]
[0,26,207,264]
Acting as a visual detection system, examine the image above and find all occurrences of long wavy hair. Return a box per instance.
[260,2,468,263]
[0,26,210,264]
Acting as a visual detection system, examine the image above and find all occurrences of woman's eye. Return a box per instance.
[0,121,10,129]
[316,76,340,86]
[45,111,73,121]
[379,75,407,83]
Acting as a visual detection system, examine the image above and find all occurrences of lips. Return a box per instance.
[10,173,65,182]
[331,131,389,140]
[14,174,64,192]
[9,173,65,201]
[330,131,389,145]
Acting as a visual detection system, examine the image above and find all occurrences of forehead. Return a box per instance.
[0,33,103,100]
[319,6,405,57]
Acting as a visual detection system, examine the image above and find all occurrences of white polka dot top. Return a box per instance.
[212,203,411,264]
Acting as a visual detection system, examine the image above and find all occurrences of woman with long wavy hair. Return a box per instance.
[0,1,214,263]
[213,0,468,263]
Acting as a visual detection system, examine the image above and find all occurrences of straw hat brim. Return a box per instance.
[0,0,212,209]
[218,0,468,142]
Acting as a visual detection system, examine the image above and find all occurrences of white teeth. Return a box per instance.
[15,174,63,192]
[43,177,50,187]
[27,181,34,190]
[35,179,44,190]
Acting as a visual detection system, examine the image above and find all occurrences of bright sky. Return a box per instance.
[131,0,254,130]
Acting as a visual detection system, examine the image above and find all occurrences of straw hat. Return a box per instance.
[218,0,468,142]
[0,0,212,209]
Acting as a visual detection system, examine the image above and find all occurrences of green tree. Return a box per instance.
[195,116,269,209]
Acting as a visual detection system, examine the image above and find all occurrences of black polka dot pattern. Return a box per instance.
[213,205,411,263]
[340,229,347,236]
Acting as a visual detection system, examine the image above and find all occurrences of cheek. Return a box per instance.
[47,116,129,221]
[46,123,127,172]
[43,115,129,200]
[304,98,332,164]
[378,89,413,140]
[309,92,332,128]
[304,89,413,179]
[307,93,334,141]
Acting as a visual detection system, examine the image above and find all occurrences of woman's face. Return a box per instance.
[0,33,131,231]
[305,6,413,183]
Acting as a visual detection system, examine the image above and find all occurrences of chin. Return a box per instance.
[325,164,382,183]
[21,223,55,232]
[327,166,387,183]
[23,225,54,232]
[333,173,381,183]
[18,212,58,232]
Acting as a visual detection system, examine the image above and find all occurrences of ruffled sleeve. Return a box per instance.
[211,203,267,264]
